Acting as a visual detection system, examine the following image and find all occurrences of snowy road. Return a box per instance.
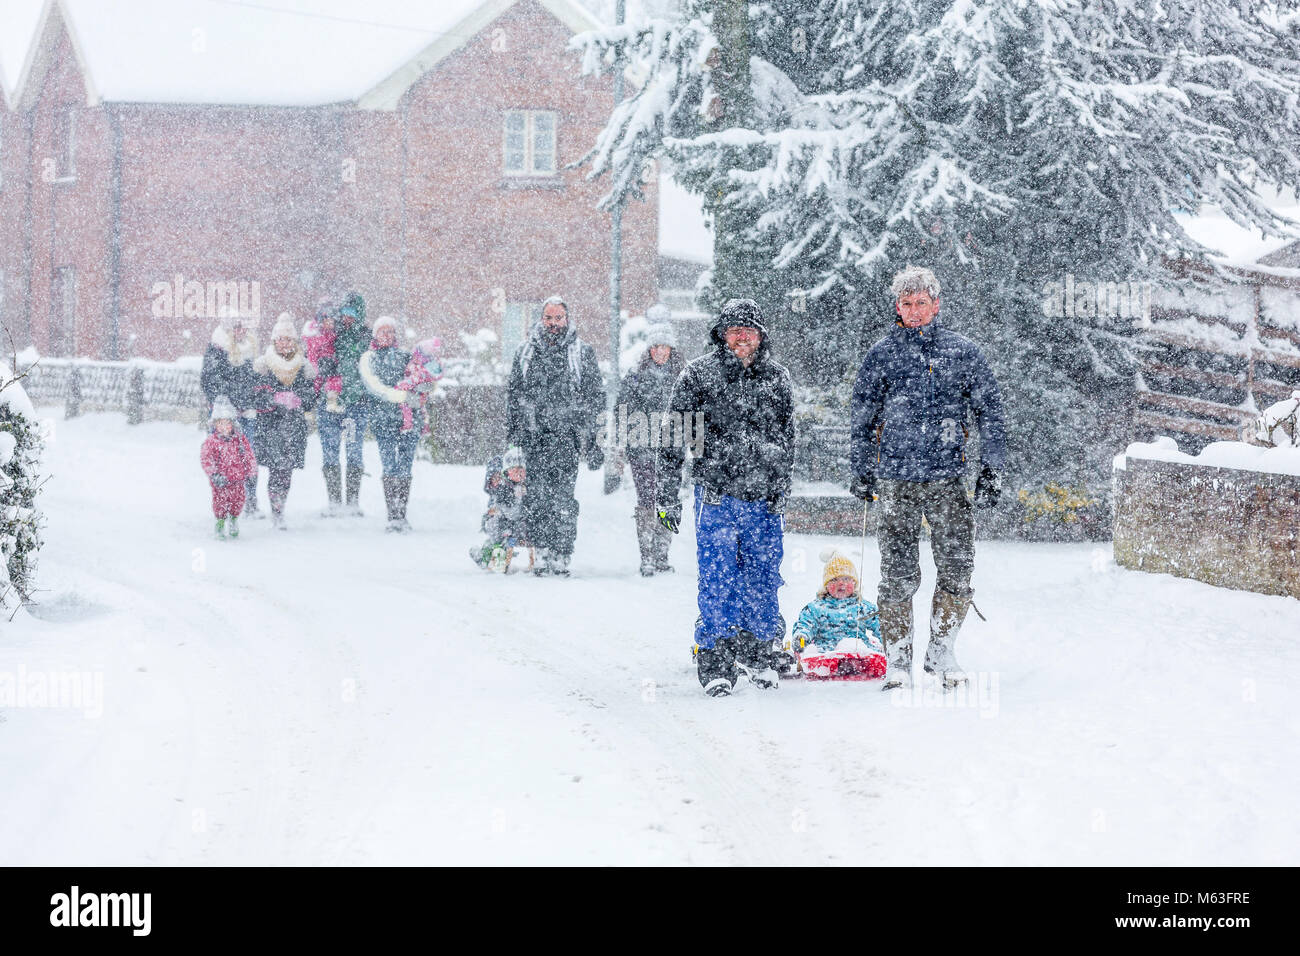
[2,411,1298,865]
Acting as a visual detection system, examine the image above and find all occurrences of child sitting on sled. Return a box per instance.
[393,337,443,434]
[788,549,886,679]
[470,446,532,572]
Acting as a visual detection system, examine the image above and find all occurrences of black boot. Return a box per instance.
[389,477,412,533]
[652,521,674,573]
[245,474,261,517]
[734,630,779,689]
[345,464,364,516]
[322,466,342,517]
[695,638,738,697]
[634,507,656,576]
[381,476,398,529]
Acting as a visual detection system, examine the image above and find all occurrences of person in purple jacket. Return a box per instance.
[849,266,1007,691]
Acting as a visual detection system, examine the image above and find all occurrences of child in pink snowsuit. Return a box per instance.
[201,396,258,538]
[394,337,443,433]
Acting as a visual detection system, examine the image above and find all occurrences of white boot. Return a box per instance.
[924,589,972,688]
[877,599,915,691]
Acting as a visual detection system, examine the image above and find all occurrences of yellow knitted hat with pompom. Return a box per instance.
[819,547,858,592]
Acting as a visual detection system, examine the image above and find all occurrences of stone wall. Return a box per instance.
[1113,457,1300,599]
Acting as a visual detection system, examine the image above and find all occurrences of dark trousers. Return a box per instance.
[875,477,975,604]
[629,451,657,509]
[523,435,580,555]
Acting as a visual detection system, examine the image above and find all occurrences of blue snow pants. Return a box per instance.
[693,487,785,649]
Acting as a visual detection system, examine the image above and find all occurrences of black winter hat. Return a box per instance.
[718,298,764,329]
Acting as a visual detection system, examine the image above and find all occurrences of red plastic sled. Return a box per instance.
[799,649,887,681]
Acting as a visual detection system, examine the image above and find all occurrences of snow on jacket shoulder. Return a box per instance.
[850,319,1007,481]
[792,596,883,653]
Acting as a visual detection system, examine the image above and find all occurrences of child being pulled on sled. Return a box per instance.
[470,446,531,571]
[200,395,258,539]
[787,549,884,668]
[393,337,443,434]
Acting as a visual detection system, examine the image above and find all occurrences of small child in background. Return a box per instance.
[470,446,530,571]
[200,395,258,539]
[395,337,443,433]
[789,549,886,679]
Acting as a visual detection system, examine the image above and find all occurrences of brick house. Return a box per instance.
[0,0,658,364]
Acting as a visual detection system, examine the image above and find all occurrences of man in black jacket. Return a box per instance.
[506,296,605,576]
[657,299,795,697]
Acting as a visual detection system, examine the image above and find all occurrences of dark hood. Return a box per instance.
[709,314,772,364]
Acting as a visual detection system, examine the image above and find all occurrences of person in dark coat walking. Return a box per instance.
[849,265,1007,691]
[657,298,795,697]
[251,314,318,530]
[315,292,372,515]
[200,312,262,514]
[359,316,422,532]
[505,295,605,576]
[615,318,683,575]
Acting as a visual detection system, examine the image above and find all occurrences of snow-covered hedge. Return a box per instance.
[0,364,44,612]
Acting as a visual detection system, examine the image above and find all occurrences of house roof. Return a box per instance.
[1175,204,1300,270]
[2,0,601,109]
[358,0,600,110]
[15,0,98,111]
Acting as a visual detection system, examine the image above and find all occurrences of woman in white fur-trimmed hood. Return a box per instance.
[251,313,317,529]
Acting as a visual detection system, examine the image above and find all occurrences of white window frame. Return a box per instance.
[55,106,77,183]
[502,110,557,177]
[52,266,77,356]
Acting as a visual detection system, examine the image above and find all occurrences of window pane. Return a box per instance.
[532,114,555,173]
[504,112,526,172]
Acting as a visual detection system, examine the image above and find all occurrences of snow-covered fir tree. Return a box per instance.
[573,0,1300,489]
[0,367,44,613]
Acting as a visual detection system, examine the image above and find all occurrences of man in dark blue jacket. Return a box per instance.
[850,266,1007,691]
[657,299,795,697]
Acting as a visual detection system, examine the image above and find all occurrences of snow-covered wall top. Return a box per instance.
[1115,436,1300,478]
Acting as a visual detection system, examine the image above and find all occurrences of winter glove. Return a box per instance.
[317,355,339,378]
[587,444,605,471]
[209,473,228,489]
[766,496,786,515]
[974,464,1001,508]
[273,390,302,410]
[403,391,422,407]
[849,473,877,502]
[658,502,682,534]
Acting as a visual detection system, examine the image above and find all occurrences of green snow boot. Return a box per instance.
[215,517,227,539]
[228,516,240,539]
